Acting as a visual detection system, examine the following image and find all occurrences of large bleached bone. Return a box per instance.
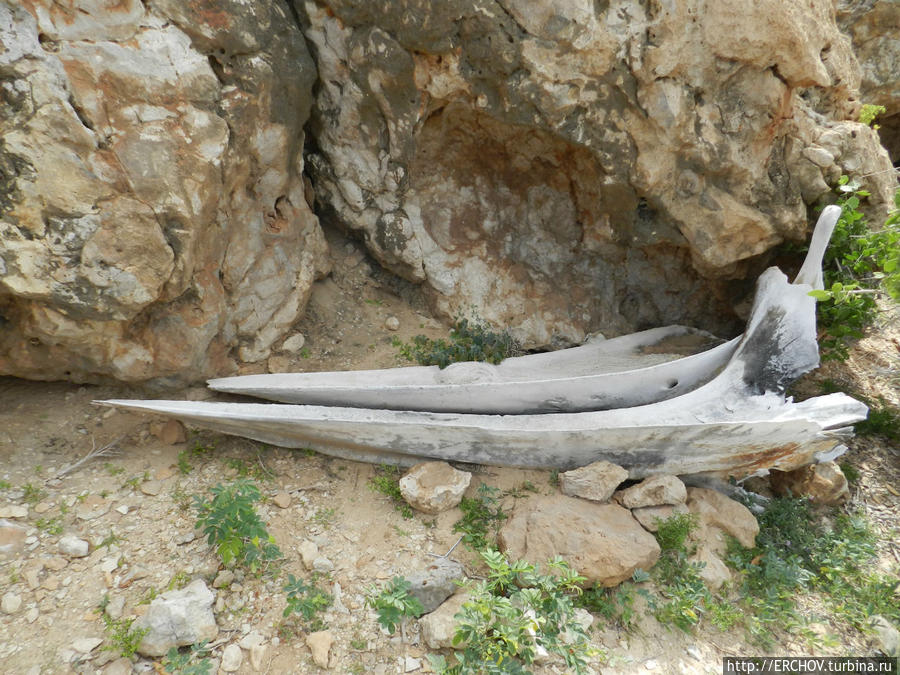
[98,206,866,478]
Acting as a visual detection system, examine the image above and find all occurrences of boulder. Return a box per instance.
[419,592,469,650]
[686,487,759,549]
[558,461,628,503]
[133,579,217,657]
[498,496,660,587]
[405,557,466,614]
[614,475,687,509]
[769,461,850,504]
[399,462,471,514]
[0,0,328,385]
[301,0,895,348]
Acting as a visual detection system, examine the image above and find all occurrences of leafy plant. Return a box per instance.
[393,317,519,369]
[453,483,507,552]
[431,550,595,675]
[809,181,900,360]
[283,574,332,631]
[35,516,63,535]
[368,465,413,519]
[859,103,886,129]
[366,576,424,635]
[22,482,46,505]
[193,479,282,571]
[101,614,149,659]
[163,641,213,675]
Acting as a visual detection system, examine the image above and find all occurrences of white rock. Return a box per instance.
[299,540,319,570]
[250,643,268,671]
[213,569,235,589]
[133,579,218,657]
[282,333,306,352]
[404,656,421,672]
[220,643,243,672]
[559,460,629,503]
[59,535,90,558]
[312,556,334,573]
[1,591,22,614]
[103,657,134,675]
[384,316,400,331]
[420,593,469,650]
[871,615,900,657]
[614,475,687,508]
[399,462,471,514]
[238,630,266,650]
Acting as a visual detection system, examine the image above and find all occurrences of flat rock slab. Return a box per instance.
[559,460,628,502]
[498,496,660,587]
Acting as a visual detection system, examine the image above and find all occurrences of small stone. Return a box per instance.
[140,481,162,496]
[312,556,334,573]
[272,492,292,509]
[691,543,731,590]
[106,595,125,620]
[59,535,90,558]
[157,420,186,445]
[72,637,103,654]
[282,333,306,352]
[1,591,22,614]
[34,501,52,514]
[403,656,421,672]
[686,645,702,661]
[306,630,333,668]
[133,579,218,657]
[213,569,235,589]
[384,316,400,331]
[238,630,266,650]
[26,607,39,623]
[299,540,319,570]
[250,643,268,671]
[115,505,130,515]
[76,495,110,520]
[614,475,687,509]
[644,659,659,670]
[686,487,759,549]
[155,467,175,481]
[221,643,243,672]
[103,657,134,675]
[0,519,28,557]
[0,504,28,519]
[399,462,471,514]
[871,615,900,657]
[559,460,629,502]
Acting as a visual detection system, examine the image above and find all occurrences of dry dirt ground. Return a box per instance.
[1,225,898,675]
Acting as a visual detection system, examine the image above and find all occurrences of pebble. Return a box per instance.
[59,535,90,558]
[299,540,319,570]
[644,659,659,670]
[238,630,266,650]
[384,316,400,331]
[250,643,267,670]
[157,420,186,445]
[0,519,28,556]
[115,504,130,515]
[312,556,334,573]
[272,492,292,509]
[106,595,125,620]
[213,570,235,589]
[220,644,243,672]
[76,495,110,520]
[33,501,52,514]
[1,591,22,614]
[686,645,702,661]
[25,607,39,623]
[103,657,134,675]
[404,656,421,672]
[306,630,333,668]
[282,333,306,352]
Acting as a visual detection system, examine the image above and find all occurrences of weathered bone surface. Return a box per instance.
[208,327,738,413]
[98,206,868,477]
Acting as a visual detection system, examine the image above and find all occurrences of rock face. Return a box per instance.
[0,0,328,385]
[301,0,895,348]
[498,496,660,587]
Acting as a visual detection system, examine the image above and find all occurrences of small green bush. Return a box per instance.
[366,576,424,635]
[431,550,595,675]
[368,465,414,518]
[810,181,900,360]
[193,479,281,571]
[163,641,213,675]
[452,483,507,552]
[283,574,332,631]
[393,317,519,368]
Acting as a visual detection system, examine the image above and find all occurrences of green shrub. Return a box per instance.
[193,479,281,571]
[393,318,519,368]
[366,576,424,635]
[859,103,886,129]
[430,549,595,675]
[368,465,414,519]
[163,641,213,675]
[810,181,900,360]
[283,574,332,631]
[453,483,507,552]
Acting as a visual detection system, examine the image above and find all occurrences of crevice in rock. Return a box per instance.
[67,95,95,134]
[876,112,900,166]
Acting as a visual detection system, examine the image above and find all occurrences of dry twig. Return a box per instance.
[52,435,123,480]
